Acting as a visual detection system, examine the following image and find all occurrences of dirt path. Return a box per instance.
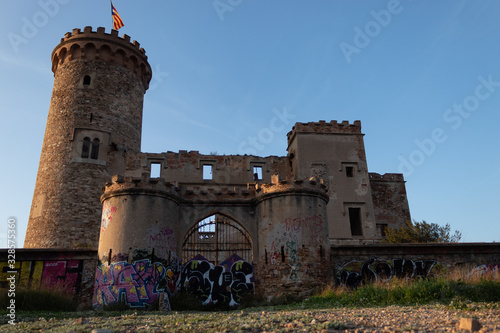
[2,305,500,332]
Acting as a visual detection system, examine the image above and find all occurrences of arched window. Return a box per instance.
[81,137,91,158]
[83,75,91,86]
[90,138,100,160]
[182,214,252,264]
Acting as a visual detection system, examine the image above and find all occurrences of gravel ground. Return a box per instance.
[2,305,500,332]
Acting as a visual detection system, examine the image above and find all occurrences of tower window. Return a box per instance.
[349,207,363,236]
[150,163,161,178]
[345,166,354,178]
[90,138,100,160]
[81,137,91,158]
[253,166,263,181]
[83,75,91,86]
[203,164,213,180]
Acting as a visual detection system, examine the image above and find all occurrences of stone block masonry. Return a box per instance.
[24,26,418,307]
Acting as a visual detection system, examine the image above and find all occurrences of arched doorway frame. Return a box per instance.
[182,212,253,265]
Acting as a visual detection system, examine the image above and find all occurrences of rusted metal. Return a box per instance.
[182,214,252,264]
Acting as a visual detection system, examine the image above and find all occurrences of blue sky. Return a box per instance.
[1,0,499,247]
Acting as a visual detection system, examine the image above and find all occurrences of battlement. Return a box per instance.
[256,175,329,201]
[180,184,256,200]
[52,26,152,89]
[101,174,179,202]
[369,172,405,182]
[287,120,362,145]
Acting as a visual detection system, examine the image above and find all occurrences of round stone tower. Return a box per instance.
[24,27,152,249]
[255,176,331,299]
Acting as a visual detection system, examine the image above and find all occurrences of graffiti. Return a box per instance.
[101,202,116,232]
[287,263,302,283]
[0,260,83,292]
[336,258,446,288]
[41,260,81,292]
[147,226,177,260]
[468,263,500,279]
[269,242,278,265]
[93,259,179,308]
[282,214,323,236]
[178,254,254,307]
[286,240,298,263]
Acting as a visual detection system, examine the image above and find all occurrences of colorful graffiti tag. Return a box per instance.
[178,254,254,307]
[93,259,179,308]
[468,263,500,279]
[0,260,83,292]
[336,258,447,288]
[101,202,116,233]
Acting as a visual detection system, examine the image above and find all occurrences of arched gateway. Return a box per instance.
[182,214,253,265]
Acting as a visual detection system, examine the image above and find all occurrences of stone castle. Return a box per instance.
[24,27,411,305]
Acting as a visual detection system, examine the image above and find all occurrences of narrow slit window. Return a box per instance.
[83,75,91,86]
[150,163,161,178]
[345,166,354,178]
[349,207,363,236]
[203,164,212,180]
[81,137,91,158]
[253,166,263,181]
[90,138,100,160]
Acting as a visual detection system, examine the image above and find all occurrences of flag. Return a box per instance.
[111,1,124,30]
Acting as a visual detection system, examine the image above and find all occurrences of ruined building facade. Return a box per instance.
[25,27,410,305]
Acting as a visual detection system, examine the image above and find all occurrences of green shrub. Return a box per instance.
[304,275,500,308]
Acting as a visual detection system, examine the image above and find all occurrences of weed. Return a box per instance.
[0,286,78,312]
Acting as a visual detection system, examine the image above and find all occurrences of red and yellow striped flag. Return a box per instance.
[111,1,124,30]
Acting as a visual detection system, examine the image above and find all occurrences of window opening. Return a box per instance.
[203,164,213,180]
[81,137,91,158]
[345,166,354,177]
[253,166,263,181]
[83,75,91,86]
[150,163,161,178]
[90,138,100,160]
[349,207,363,236]
[182,214,252,265]
[376,223,388,237]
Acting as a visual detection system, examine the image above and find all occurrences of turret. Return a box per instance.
[24,27,151,248]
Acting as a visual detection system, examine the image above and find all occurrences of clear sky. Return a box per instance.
[1,0,499,247]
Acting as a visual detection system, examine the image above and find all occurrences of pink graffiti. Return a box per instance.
[283,214,323,235]
[148,227,176,259]
[93,259,175,308]
[40,260,81,293]
[101,202,116,233]
[269,242,278,265]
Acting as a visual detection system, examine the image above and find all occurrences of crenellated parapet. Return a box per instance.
[255,175,329,202]
[369,172,405,182]
[287,120,362,146]
[180,184,256,200]
[101,174,179,202]
[51,26,152,89]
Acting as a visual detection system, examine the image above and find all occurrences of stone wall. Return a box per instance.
[0,249,98,307]
[369,173,411,234]
[332,243,500,288]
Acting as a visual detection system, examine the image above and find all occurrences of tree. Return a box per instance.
[382,220,462,244]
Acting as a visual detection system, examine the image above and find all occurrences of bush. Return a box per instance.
[305,273,500,308]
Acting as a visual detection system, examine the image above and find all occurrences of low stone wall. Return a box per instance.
[2,243,499,308]
[0,249,98,307]
[331,243,500,288]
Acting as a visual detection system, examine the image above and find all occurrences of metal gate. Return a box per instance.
[182,214,252,264]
